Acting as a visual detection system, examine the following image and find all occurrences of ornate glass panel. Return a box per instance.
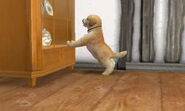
[42,28,52,46]
[44,0,53,16]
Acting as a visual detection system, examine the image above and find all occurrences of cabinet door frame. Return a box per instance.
[28,0,43,71]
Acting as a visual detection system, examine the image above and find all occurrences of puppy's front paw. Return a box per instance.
[67,40,75,47]
[67,41,71,46]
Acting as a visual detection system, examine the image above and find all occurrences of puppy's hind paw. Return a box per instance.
[102,72,111,76]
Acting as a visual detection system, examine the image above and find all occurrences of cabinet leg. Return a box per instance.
[27,78,37,87]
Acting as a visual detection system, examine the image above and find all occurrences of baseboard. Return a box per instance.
[75,63,104,69]
[126,62,185,72]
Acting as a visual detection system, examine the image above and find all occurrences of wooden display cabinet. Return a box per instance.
[0,0,75,86]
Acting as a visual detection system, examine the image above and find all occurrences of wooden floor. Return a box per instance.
[0,69,185,111]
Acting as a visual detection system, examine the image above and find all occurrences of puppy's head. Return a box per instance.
[82,15,102,28]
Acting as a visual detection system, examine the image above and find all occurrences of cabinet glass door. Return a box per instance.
[41,0,69,47]
[53,0,68,45]
[42,0,54,47]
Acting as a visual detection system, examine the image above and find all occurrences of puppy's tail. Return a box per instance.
[111,51,127,59]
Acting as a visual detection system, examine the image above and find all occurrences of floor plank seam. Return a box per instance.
[159,74,164,111]
[53,75,105,111]
[26,75,82,111]
[0,82,27,96]
[2,70,176,111]
[0,85,24,95]
[89,75,123,111]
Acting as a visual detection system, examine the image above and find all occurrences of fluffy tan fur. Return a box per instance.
[67,15,127,75]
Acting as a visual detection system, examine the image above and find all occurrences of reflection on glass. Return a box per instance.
[41,2,46,15]
[42,28,52,46]
[44,0,53,16]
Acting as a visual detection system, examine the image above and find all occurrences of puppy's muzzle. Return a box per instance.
[82,19,87,26]
[82,19,85,23]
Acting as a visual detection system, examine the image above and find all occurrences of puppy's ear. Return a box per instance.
[88,18,97,26]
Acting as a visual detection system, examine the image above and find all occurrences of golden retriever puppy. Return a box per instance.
[67,15,127,75]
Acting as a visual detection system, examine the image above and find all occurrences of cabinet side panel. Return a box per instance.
[0,0,29,71]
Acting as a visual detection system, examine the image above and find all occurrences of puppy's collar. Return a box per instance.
[88,25,102,32]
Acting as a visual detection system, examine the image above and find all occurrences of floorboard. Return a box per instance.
[27,69,123,111]
[0,78,25,94]
[92,71,162,111]
[161,72,185,111]
[0,70,83,111]
[0,69,185,111]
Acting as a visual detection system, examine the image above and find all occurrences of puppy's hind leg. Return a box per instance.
[101,59,115,76]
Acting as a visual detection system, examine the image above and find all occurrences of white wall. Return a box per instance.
[75,0,121,63]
